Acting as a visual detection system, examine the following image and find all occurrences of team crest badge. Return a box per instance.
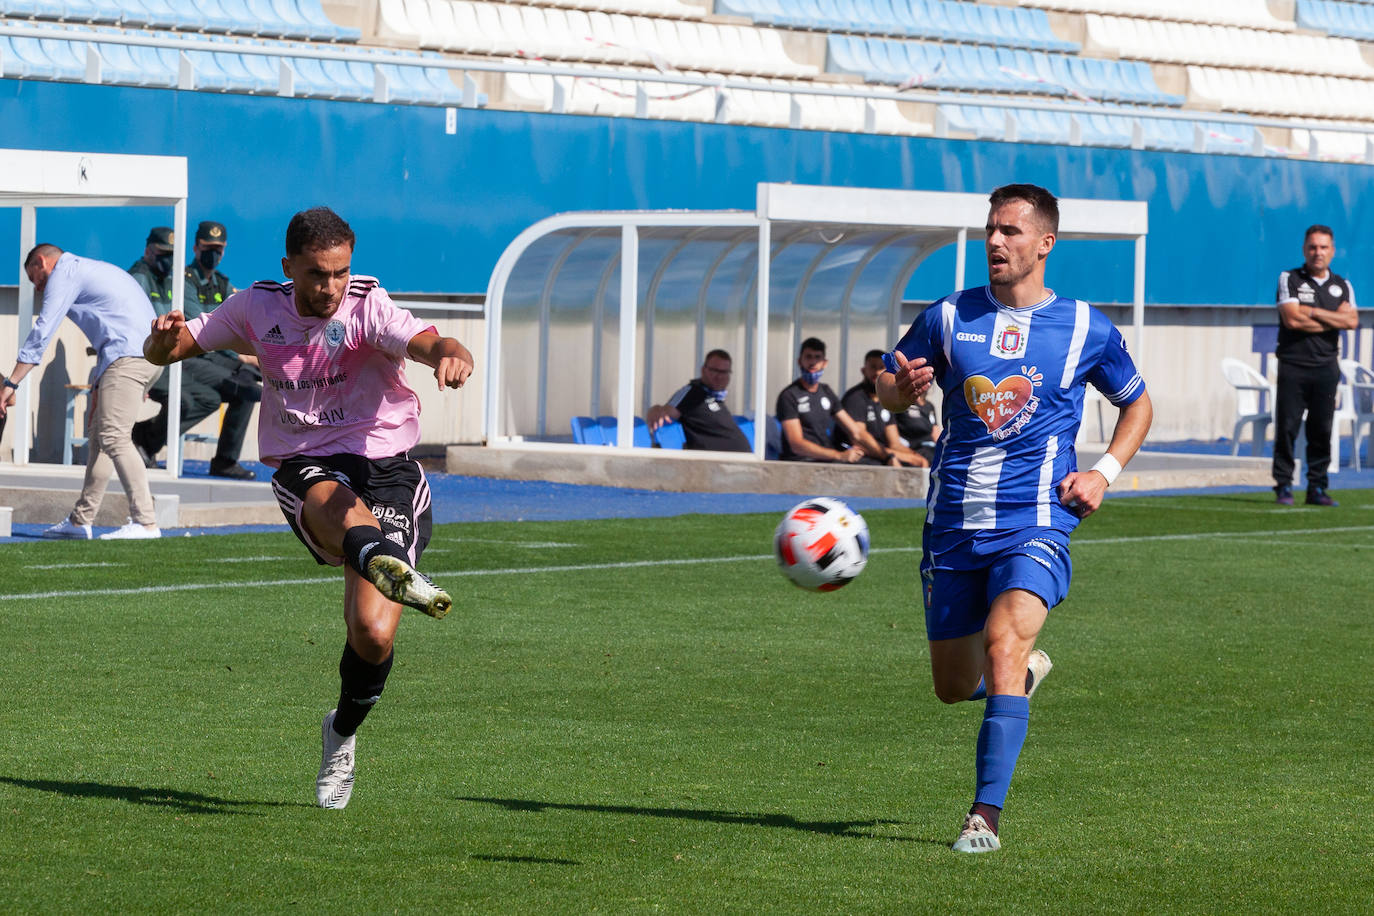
[989,309,1030,358]
[324,320,346,348]
[963,365,1045,441]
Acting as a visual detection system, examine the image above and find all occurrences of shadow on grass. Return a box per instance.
[469,853,580,866]
[0,775,310,815]
[460,796,942,845]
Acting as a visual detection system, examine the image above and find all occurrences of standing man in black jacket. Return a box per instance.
[1272,224,1359,506]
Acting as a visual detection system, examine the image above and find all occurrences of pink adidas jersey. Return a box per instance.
[185,276,435,467]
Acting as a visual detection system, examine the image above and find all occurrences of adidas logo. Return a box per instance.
[385,530,406,546]
[262,324,286,343]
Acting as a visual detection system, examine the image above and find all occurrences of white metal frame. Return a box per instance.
[0,148,191,475]
[484,183,1149,460]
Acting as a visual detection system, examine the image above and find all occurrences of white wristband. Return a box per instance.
[1091,453,1122,486]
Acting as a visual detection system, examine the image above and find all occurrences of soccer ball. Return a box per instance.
[774,497,870,592]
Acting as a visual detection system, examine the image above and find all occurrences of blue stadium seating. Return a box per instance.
[596,416,652,447]
[652,420,687,449]
[570,416,602,445]
[718,0,1077,54]
[734,416,755,450]
[0,0,361,41]
[828,36,1180,105]
[1298,0,1374,41]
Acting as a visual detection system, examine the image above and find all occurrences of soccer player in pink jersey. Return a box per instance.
[144,207,475,809]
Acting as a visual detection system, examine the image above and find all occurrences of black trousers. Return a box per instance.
[138,352,262,464]
[1272,360,1340,490]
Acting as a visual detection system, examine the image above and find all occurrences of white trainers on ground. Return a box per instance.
[42,518,92,539]
[1026,649,1053,701]
[952,812,1001,853]
[316,709,356,810]
[366,555,452,618]
[98,520,161,540]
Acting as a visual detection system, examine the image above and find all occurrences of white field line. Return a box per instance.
[206,556,292,563]
[23,562,124,570]
[5,524,1374,604]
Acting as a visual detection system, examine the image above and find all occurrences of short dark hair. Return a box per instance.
[285,207,355,257]
[1305,224,1334,243]
[24,243,63,268]
[864,348,885,362]
[703,348,732,365]
[989,183,1059,235]
[799,337,826,355]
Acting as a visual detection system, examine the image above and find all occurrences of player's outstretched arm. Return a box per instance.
[144,310,206,365]
[1059,390,1154,519]
[877,350,933,413]
[407,331,474,390]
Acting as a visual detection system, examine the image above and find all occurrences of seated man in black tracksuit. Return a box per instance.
[645,349,751,452]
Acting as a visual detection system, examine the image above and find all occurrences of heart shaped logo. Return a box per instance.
[964,374,1035,433]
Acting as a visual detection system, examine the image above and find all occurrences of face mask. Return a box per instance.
[198,248,222,271]
[801,369,824,385]
[153,253,173,276]
[708,388,728,401]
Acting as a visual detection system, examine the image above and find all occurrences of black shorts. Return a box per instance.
[271,453,433,567]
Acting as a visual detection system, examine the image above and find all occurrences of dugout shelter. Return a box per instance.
[0,148,194,476]
[484,183,1149,459]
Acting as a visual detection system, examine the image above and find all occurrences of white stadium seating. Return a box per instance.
[1085,14,1374,79]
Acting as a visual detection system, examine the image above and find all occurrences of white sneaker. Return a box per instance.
[952,813,1001,853]
[42,518,93,539]
[98,520,162,540]
[1026,649,1053,701]
[366,555,452,619]
[316,709,356,809]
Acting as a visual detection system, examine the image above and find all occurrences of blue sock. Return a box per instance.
[966,677,987,701]
[973,694,1030,809]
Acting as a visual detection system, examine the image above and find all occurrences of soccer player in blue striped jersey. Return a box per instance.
[878,184,1153,854]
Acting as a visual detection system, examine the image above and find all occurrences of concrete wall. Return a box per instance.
[0,288,487,464]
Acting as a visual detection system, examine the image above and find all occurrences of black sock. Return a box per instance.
[970,802,1001,835]
[332,642,394,737]
[1025,667,1035,693]
[342,525,409,578]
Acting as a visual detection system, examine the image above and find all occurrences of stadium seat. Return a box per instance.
[595,415,652,447]
[734,416,755,449]
[652,420,686,449]
[570,415,602,444]
[765,415,782,460]
[1341,359,1374,470]
[1220,356,1273,456]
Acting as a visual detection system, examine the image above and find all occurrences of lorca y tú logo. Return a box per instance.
[963,365,1044,441]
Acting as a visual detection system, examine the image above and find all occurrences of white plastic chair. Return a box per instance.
[1340,359,1374,471]
[1221,356,1273,456]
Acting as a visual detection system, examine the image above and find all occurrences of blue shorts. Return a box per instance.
[919,525,1073,641]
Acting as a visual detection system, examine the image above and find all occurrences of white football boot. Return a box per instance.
[952,812,1001,853]
[42,518,92,539]
[366,555,452,619]
[316,709,356,810]
[1026,649,1053,701]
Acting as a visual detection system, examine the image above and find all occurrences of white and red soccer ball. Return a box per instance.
[774,497,870,591]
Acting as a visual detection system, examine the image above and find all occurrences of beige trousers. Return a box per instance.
[70,357,164,527]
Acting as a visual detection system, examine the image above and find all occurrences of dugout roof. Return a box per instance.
[484,183,1149,458]
[0,148,194,475]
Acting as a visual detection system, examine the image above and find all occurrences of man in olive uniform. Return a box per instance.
[186,219,234,309]
[131,221,262,479]
[128,226,178,310]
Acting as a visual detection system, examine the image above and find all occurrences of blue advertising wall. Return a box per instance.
[2,78,1371,305]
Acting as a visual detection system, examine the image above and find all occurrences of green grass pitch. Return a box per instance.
[2,490,1372,913]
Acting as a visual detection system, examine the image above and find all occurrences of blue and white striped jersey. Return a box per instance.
[884,286,1145,533]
